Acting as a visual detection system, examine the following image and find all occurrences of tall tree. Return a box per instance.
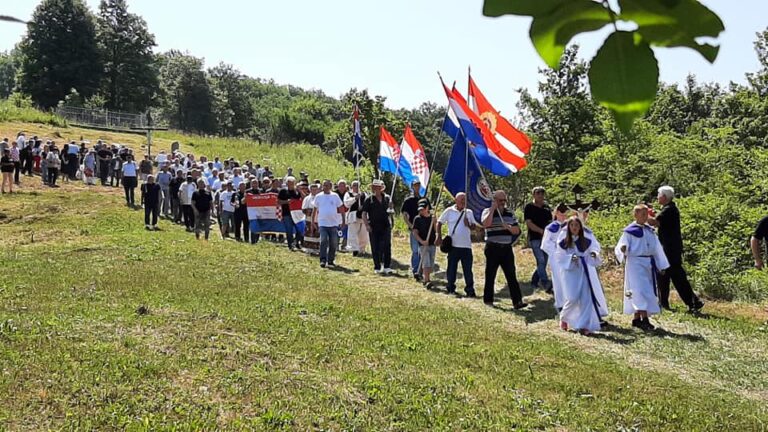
[208,63,254,137]
[18,0,102,108]
[747,27,768,97]
[157,51,214,134]
[96,0,158,112]
[0,49,20,98]
[517,45,601,173]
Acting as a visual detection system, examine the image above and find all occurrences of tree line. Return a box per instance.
[0,0,449,173]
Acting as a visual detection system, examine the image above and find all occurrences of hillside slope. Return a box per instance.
[1,141,768,429]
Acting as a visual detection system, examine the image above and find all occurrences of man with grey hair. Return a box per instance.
[649,185,704,312]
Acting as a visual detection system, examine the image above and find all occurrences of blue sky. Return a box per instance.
[2,0,766,115]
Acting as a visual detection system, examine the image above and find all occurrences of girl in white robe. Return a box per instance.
[614,205,670,331]
[555,216,605,335]
[541,208,567,311]
[554,214,610,323]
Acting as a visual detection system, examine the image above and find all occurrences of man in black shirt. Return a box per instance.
[524,186,553,292]
[401,179,429,279]
[192,179,214,240]
[141,175,161,230]
[169,170,184,224]
[363,179,394,274]
[96,146,112,186]
[234,182,251,243]
[649,186,704,312]
[278,176,302,250]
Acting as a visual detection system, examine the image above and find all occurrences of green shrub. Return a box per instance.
[0,96,68,127]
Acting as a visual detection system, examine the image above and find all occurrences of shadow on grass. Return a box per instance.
[326,265,359,275]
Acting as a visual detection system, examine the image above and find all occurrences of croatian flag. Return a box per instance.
[441,80,525,175]
[399,124,429,196]
[469,75,531,157]
[246,193,285,233]
[352,105,364,170]
[379,126,400,175]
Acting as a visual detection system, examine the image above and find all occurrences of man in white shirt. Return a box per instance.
[218,181,235,238]
[312,179,345,268]
[230,168,244,189]
[437,193,479,297]
[178,176,197,232]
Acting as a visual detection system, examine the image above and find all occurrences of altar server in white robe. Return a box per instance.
[555,211,610,323]
[614,205,670,331]
[555,216,605,335]
[541,205,568,311]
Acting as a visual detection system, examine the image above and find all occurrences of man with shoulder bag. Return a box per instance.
[437,193,479,296]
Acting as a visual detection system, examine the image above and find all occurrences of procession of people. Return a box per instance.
[3,131,721,336]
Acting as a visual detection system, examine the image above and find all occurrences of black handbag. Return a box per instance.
[440,210,465,253]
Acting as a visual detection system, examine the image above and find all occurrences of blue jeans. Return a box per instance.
[530,239,550,288]
[447,247,474,295]
[409,232,421,275]
[282,216,296,247]
[319,226,339,264]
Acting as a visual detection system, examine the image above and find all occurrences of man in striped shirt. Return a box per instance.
[481,190,528,309]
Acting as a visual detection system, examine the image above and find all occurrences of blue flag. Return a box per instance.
[443,131,492,219]
[352,105,363,169]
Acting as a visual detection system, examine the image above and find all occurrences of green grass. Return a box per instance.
[0,98,68,128]
[1,187,768,431]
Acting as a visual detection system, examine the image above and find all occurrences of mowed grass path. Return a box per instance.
[1,185,768,431]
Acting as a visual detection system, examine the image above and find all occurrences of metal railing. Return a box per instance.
[55,106,149,130]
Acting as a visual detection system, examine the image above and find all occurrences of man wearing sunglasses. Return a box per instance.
[481,190,528,309]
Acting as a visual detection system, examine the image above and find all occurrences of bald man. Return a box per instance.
[481,191,528,309]
[437,192,480,296]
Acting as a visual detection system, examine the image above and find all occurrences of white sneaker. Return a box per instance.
[383,268,394,274]
[374,269,382,274]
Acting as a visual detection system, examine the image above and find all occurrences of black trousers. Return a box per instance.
[13,161,20,183]
[182,205,195,229]
[22,156,33,175]
[369,226,392,270]
[123,176,137,205]
[483,242,523,305]
[144,202,159,226]
[234,211,249,242]
[47,167,58,186]
[658,263,700,308]
[99,161,109,184]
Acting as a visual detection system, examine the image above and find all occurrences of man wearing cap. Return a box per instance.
[401,179,429,280]
[363,179,395,274]
[481,190,528,309]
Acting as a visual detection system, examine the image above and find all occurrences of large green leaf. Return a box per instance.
[589,31,659,133]
[529,0,613,68]
[482,0,568,18]
[618,0,724,63]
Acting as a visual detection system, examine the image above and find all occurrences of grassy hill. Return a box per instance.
[1,116,768,430]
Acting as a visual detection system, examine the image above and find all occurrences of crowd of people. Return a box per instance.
[3,131,722,336]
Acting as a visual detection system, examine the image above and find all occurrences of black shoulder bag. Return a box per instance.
[440,209,466,253]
